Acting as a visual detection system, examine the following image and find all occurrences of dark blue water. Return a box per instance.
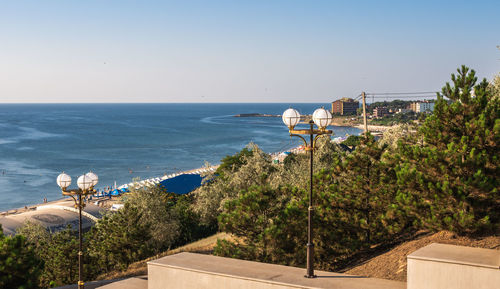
[0,103,361,211]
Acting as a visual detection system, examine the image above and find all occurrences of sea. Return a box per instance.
[0,103,361,211]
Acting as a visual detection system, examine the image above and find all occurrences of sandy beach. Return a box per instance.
[330,116,395,132]
[354,124,394,132]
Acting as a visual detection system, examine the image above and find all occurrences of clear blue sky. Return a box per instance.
[1,0,499,103]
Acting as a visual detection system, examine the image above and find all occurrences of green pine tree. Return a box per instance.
[396,66,500,233]
[216,185,295,263]
[88,203,152,272]
[0,225,43,289]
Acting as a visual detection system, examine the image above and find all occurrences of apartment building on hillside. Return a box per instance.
[331,98,359,115]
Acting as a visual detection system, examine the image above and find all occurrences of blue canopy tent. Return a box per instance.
[119,187,129,193]
[110,189,121,196]
[159,174,203,195]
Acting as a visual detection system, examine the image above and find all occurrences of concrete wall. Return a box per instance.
[148,267,296,289]
[407,243,500,289]
[147,252,405,289]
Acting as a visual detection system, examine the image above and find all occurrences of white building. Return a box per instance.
[410,101,435,113]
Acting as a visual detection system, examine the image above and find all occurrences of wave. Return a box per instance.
[199,114,233,125]
[0,139,16,145]
[0,126,64,145]
[17,146,34,151]
[0,160,56,188]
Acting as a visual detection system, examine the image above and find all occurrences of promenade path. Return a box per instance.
[0,198,103,235]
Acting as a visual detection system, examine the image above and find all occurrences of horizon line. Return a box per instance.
[0,101,338,104]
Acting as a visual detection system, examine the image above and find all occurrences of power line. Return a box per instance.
[366,91,438,95]
[346,91,440,102]
[369,95,437,99]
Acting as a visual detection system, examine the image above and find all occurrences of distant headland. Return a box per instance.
[233,113,280,117]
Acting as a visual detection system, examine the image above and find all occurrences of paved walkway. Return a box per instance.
[0,198,103,235]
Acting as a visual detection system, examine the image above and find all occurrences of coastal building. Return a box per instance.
[373,107,389,118]
[410,101,435,113]
[331,98,359,115]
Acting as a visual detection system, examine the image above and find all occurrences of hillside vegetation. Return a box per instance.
[195,66,499,270]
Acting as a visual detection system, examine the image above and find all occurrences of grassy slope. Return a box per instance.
[96,232,232,280]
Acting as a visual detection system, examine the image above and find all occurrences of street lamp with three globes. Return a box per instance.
[56,171,99,289]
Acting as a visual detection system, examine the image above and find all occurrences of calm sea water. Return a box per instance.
[0,103,361,211]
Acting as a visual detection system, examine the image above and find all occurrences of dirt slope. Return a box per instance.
[343,231,500,282]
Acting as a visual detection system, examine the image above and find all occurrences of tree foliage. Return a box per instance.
[369,111,417,126]
[214,67,499,271]
[88,203,152,271]
[342,135,361,147]
[16,222,91,288]
[367,100,414,113]
[395,66,500,233]
[216,185,301,263]
[87,185,214,275]
[215,135,410,270]
[0,225,42,289]
[43,227,80,287]
[124,185,180,252]
[193,143,277,224]
[215,147,254,177]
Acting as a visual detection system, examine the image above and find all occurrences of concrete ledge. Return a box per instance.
[96,276,147,289]
[407,243,500,289]
[54,278,124,289]
[147,252,405,289]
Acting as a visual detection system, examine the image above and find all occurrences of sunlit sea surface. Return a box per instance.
[0,103,361,211]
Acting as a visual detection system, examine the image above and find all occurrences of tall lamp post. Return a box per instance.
[56,171,98,289]
[282,107,333,278]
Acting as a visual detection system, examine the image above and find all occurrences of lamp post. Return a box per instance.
[56,171,98,289]
[282,107,333,278]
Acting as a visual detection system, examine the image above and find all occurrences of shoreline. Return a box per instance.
[0,135,373,235]
[0,164,220,235]
[0,143,305,216]
[1,142,308,215]
[331,120,394,132]
[0,132,370,220]
[0,165,217,216]
[353,124,395,132]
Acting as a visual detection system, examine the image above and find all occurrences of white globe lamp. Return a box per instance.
[77,174,93,191]
[282,108,301,130]
[85,171,99,187]
[312,107,333,130]
[56,173,72,190]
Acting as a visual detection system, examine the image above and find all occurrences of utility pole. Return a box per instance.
[362,91,368,134]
